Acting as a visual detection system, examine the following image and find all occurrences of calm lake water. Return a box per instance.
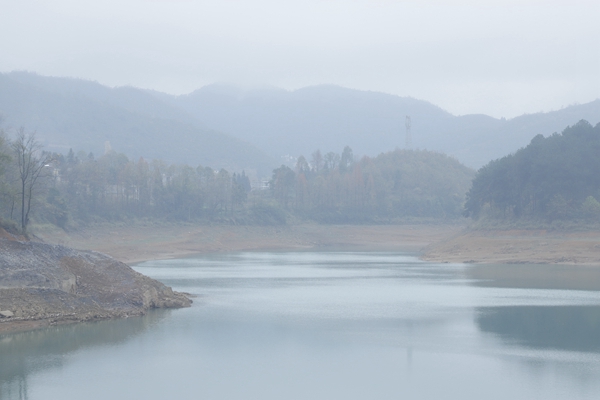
[2,252,600,399]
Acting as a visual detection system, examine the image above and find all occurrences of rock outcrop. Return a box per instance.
[0,238,191,332]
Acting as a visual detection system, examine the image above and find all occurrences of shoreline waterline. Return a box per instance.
[33,223,600,266]
[4,251,600,400]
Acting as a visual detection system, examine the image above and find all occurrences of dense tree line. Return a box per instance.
[0,129,254,230]
[272,147,474,223]
[47,150,252,226]
[0,128,475,231]
[464,120,600,222]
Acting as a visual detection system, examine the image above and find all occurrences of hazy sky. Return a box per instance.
[1,0,599,118]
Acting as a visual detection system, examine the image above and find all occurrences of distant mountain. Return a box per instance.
[169,84,600,168]
[0,72,276,176]
[171,84,453,162]
[2,72,599,173]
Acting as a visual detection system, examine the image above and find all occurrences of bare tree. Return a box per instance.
[0,128,15,221]
[0,128,11,182]
[11,128,52,233]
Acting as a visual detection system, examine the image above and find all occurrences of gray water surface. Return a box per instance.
[2,252,600,399]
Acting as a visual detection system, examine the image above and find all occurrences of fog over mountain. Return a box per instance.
[170,84,600,168]
[0,72,276,175]
[2,1,598,119]
[1,72,600,174]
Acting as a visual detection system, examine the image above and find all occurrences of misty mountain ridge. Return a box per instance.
[169,83,600,168]
[1,72,599,175]
[172,83,452,160]
[4,71,201,124]
[0,72,275,176]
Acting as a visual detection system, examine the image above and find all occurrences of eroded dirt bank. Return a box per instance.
[0,238,191,334]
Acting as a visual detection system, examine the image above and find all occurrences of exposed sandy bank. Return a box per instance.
[32,223,600,266]
[422,229,600,265]
[35,223,462,265]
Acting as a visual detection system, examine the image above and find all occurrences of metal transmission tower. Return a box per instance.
[405,116,412,149]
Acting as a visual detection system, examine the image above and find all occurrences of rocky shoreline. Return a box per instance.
[1,224,460,334]
[7,222,598,334]
[0,238,192,334]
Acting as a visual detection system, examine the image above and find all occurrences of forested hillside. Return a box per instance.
[0,129,473,231]
[464,120,600,222]
[272,148,474,223]
[4,72,598,229]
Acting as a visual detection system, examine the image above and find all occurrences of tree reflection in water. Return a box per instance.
[477,305,600,352]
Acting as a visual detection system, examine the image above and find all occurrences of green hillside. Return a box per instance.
[464,120,600,223]
[271,148,475,223]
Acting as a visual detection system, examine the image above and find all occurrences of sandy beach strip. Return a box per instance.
[34,223,462,265]
[33,223,600,266]
[422,229,600,265]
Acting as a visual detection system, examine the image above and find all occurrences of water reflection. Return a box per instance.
[468,262,600,352]
[0,310,169,399]
[2,253,600,400]
[477,306,600,352]
[466,263,600,291]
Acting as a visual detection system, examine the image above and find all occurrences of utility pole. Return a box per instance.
[405,116,412,149]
